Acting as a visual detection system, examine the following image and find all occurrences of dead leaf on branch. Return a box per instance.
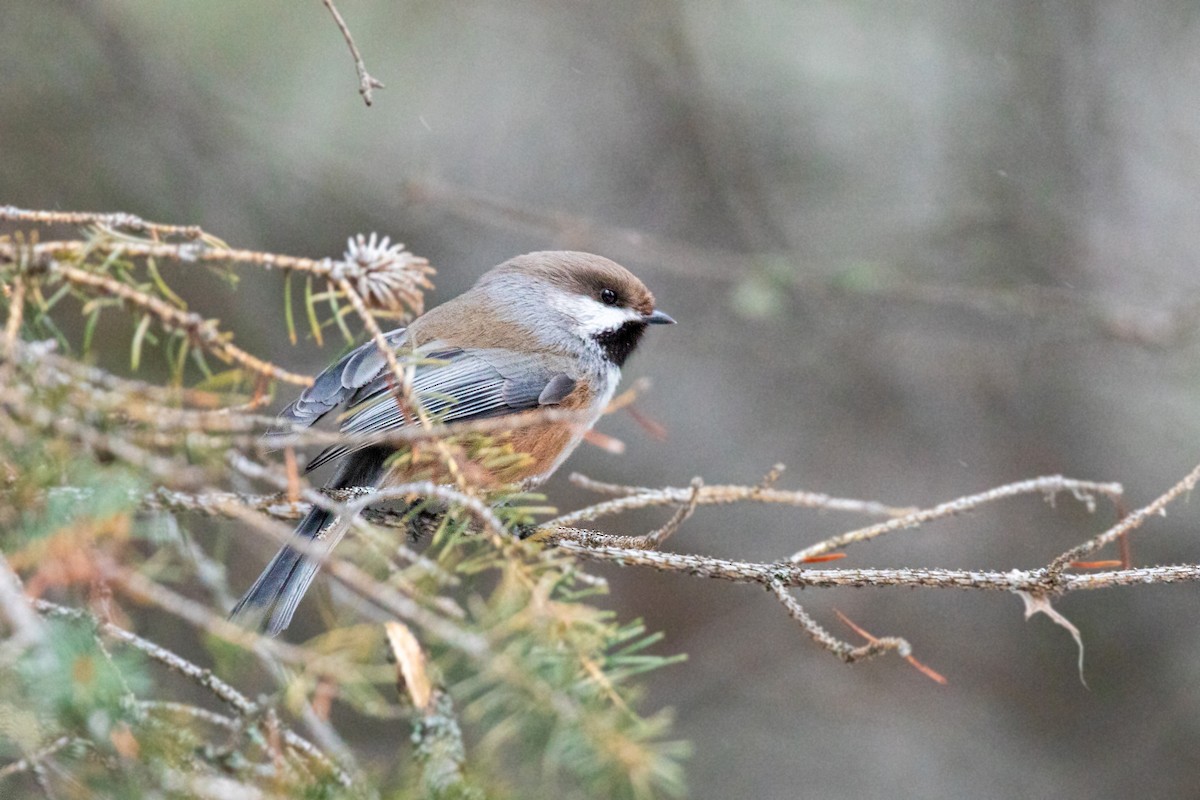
[1014,588,1087,687]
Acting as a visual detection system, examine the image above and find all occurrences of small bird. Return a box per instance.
[231,251,674,634]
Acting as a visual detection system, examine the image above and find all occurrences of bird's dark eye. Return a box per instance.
[600,288,619,306]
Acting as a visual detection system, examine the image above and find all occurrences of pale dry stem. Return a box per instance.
[548,479,914,528]
[790,475,1124,562]
[320,0,384,106]
[1047,462,1200,576]
[0,206,210,240]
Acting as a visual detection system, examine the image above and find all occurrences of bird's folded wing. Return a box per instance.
[297,343,576,473]
[267,327,412,436]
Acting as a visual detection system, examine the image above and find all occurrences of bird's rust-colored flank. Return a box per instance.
[379,380,596,489]
[502,379,595,480]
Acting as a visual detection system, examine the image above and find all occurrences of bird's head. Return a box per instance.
[479,251,675,366]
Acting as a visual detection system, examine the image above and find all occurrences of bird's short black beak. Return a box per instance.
[643,309,676,325]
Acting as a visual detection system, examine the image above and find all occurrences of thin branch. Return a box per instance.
[536,479,706,550]
[137,487,417,528]
[769,580,913,665]
[568,472,648,497]
[556,542,1200,593]
[790,475,1124,563]
[536,527,661,550]
[0,378,211,487]
[333,274,420,422]
[217,469,489,656]
[320,0,384,106]
[0,736,79,781]
[30,600,351,787]
[56,263,312,386]
[138,700,242,732]
[0,206,210,241]
[642,477,703,548]
[546,480,914,528]
[2,237,433,287]
[1048,462,1200,576]
[832,609,946,683]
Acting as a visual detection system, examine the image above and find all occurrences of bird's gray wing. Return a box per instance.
[302,346,576,473]
[267,327,411,437]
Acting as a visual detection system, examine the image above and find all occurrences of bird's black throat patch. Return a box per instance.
[593,320,647,367]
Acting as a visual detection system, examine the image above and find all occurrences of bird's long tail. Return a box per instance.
[229,447,391,636]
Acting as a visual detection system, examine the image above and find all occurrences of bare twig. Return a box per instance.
[643,477,704,548]
[57,263,313,386]
[1048,462,1200,576]
[30,599,351,787]
[127,486,418,529]
[0,206,210,241]
[333,274,420,422]
[320,0,385,106]
[546,480,914,528]
[790,475,1125,563]
[216,473,488,656]
[535,527,661,550]
[0,736,79,781]
[1,237,434,290]
[569,472,647,497]
[538,478,706,550]
[138,700,242,732]
[769,581,913,665]
[832,609,946,683]
[560,543,1200,593]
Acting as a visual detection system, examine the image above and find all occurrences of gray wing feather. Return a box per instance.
[269,328,409,435]
[536,373,577,405]
[300,346,574,473]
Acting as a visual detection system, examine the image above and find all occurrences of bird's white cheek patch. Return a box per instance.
[551,294,640,337]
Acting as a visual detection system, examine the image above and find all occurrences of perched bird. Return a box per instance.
[230,251,674,634]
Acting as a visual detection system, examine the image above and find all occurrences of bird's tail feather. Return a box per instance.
[228,505,334,635]
[230,447,392,636]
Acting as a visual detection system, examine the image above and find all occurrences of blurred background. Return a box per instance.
[5,1,1200,797]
